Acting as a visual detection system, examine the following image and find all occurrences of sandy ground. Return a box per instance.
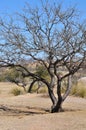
[0,82,86,130]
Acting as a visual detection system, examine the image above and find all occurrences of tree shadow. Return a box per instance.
[0,105,83,116]
[0,105,50,116]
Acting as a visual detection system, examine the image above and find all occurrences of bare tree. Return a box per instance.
[0,1,86,112]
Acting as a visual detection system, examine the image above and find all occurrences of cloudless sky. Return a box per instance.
[0,0,86,20]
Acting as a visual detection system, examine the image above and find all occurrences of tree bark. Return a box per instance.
[28,80,36,93]
[62,75,72,101]
[48,87,57,106]
[51,98,63,113]
[51,78,63,113]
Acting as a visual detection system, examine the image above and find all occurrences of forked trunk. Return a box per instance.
[51,78,63,113]
[51,96,63,113]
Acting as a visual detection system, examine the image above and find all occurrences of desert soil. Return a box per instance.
[0,82,86,130]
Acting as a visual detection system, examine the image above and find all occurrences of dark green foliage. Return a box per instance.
[35,65,50,81]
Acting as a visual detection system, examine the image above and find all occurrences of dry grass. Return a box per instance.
[71,81,86,98]
[30,84,48,94]
[0,82,86,130]
[10,87,23,96]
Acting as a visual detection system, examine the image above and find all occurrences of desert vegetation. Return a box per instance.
[0,0,86,113]
[0,0,86,129]
[0,66,86,99]
[10,87,24,96]
[71,79,86,98]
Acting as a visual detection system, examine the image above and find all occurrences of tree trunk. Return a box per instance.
[62,75,72,101]
[51,78,63,113]
[28,80,36,93]
[48,87,57,106]
[51,98,63,113]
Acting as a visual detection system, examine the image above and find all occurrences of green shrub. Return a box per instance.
[10,88,23,96]
[35,65,50,81]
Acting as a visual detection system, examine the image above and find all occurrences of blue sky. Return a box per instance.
[0,0,86,20]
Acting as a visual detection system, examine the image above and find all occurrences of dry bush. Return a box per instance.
[30,83,48,94]
[37,86,48,94]
[71,81,86,98]
[10,88,23,96]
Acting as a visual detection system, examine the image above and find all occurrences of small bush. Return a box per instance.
[38,87,48,94]
[77,87,86,98]
[30,84,48,94]
[71,81,86,98]
[0,75,6,82]
[11,88,23,96]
